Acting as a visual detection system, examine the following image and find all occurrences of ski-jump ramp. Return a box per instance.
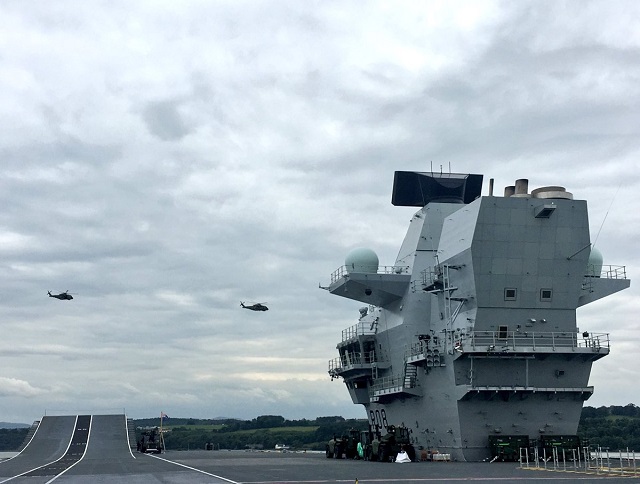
[0,414,235,483]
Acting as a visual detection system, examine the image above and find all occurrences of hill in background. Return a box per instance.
[2,405,640,452]
[0,422,30,429]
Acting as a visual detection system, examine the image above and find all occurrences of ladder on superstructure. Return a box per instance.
[440,264,466,352]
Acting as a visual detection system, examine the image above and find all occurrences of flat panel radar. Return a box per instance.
[391,171,483,206]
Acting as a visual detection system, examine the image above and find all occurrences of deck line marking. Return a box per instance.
[44,414,93,483]
[0,415,80,484]
[239,478,617,483]
[147,453,240,483]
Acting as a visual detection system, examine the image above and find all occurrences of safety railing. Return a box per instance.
[420,266,442,287]
[330,265,410,284]
[340,321,377,342]
[520,446,639,477]
[369,368,421,400]
[464,331,609,352]
[585,264,627,279]
[405,339,445,360]
[328,350,378,374]
[370,374,407,394]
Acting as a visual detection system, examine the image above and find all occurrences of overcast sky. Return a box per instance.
[0,1,638,423]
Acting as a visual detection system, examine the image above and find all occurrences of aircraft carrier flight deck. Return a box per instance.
[0,414,634,483]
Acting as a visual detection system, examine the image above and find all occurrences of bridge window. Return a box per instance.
[504,288,517,301]
[540,289,552,301]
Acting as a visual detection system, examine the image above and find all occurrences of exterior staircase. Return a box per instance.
[127,418,138,450]
[404,364,418,388]
[17,420,40,451]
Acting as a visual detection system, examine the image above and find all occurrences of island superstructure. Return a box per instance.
[323,171,630,461]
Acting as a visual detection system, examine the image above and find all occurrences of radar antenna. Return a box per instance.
[592,181,622,249]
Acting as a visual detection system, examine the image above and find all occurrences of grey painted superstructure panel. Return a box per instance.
[324,172,630,461]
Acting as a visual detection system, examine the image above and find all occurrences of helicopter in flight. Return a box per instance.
[240,302,268,311]
[48,290,74,300]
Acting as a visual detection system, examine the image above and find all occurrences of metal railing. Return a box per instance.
[370,374,407,394]
[420,266,442,287]
[328,350,377,373]
[585,264,627,279]
[330,265,410,284]
[369,367,419,398]
[405,339,445,360]
[464,331,609,352]
[520,446,639,477]
[341,321,377,342]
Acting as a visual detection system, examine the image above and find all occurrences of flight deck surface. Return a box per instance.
[0,415,633,483]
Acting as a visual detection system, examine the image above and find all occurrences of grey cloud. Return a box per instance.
[142,100,192,141]
[0,1,636,423]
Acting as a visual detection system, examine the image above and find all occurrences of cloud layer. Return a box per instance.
[0,0,638,422]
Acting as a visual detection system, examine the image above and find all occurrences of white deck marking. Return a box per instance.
[147,453,241,483]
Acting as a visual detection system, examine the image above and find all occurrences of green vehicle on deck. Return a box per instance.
[370,425,415,462]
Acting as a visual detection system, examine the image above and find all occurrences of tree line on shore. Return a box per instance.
[579,404,640,450]
[1,404,639,452]
[139,415,368,451]
[142,404,640,452]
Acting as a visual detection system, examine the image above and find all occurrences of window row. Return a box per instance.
[504,288,552,301]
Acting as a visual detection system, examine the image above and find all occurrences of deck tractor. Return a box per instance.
[370,425,415,462]
[326,425,416,462]
[138,427,163,454]
[326,429,362,459]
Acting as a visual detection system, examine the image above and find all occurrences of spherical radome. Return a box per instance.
[345,247,379,274]
[587,245,604,277]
